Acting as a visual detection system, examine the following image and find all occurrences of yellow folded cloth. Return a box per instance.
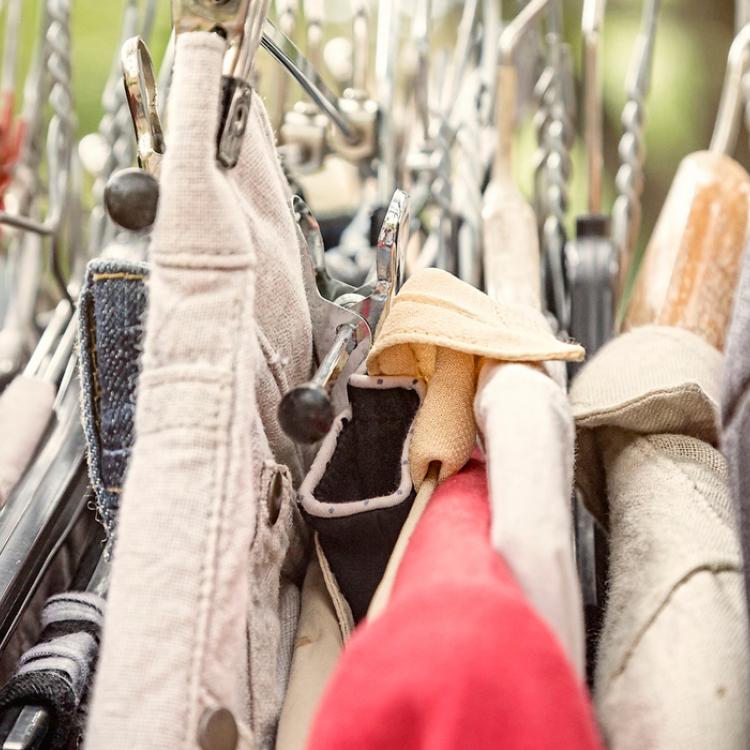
[367,268,584,486]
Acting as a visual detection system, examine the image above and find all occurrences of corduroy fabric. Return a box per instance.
[308,461,603,750]
[474,361,584,677]
[85,33,312,750]
[571,325,750,749]
[366,268,583,487]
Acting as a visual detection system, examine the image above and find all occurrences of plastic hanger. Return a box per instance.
[624,23,750,351]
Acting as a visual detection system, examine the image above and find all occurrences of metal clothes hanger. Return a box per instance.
[534,0,574,329]
[482,0,551,309]
[279,189,409,444]
[0,0,24,209]
[624,23,750,351]
[271,0,297,133]
[611,0,660,298]
[0,0,75,239]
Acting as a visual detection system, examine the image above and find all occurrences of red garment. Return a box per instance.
[308,460,602,750]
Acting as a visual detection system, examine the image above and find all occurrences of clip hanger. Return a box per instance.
[279,190,410,444]
[122,36,165,176]
[172,0,270,168]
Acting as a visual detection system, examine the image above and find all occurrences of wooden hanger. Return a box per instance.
[623,25,750,351]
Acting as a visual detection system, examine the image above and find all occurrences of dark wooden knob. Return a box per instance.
[104,168,159,232]
[278,385,333,444]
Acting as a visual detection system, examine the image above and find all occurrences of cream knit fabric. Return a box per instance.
[86,33,313,750]
[366,268,583,486]
[474,362,585,677]
[571,326,750,750]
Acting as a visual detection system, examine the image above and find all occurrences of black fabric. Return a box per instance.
[315,383,419,504]
[0,593,105,750]
[304,382,420,621]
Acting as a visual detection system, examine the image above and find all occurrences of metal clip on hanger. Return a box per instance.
[172,0,270,169]
[611,0,660,298]
[279,189,409,444]
[104,36,164,233]
[275,13,376,170]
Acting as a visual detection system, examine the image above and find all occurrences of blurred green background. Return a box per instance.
[1,0,743,268]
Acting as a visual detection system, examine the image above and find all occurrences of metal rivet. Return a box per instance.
[198,707,238,750]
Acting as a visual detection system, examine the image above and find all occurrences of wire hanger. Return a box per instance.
[611,0,660,295]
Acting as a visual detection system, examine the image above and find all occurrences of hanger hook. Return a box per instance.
[122,36,165,177]
[710,23,750,155]
[172,0,271,168]
[494,0,552,177]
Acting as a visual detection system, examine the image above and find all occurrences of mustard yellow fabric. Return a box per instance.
[366,268,584,486]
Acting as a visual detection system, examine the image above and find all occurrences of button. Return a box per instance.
[198,708,239,750]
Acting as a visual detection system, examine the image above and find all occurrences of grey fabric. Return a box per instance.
[78,259,149,534]
[722,244,750,631]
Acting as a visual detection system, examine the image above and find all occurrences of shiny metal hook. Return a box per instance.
[612,0,660,289]
[582,0,606,214]
[280,190,409,444]
[122,36,165,177]
[494,0,552,178]
[711,23,750,155]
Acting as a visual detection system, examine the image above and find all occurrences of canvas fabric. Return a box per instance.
[474,361,585,677]
[85,32,313,750]
[366,267,583,487]
[571,325,750,749]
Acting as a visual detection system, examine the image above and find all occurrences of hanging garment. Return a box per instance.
[366,267,583,487]
[276,374,424,749]
[474,361,585,677]
[721,244,750,633]
[307,460,603,750]
[0,591,105,750]
[571,325,750,750]
[85,32,313,750]
[298,374,424,622]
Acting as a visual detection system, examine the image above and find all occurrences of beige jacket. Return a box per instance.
[571,326,750,750]
[86,33,313,750]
